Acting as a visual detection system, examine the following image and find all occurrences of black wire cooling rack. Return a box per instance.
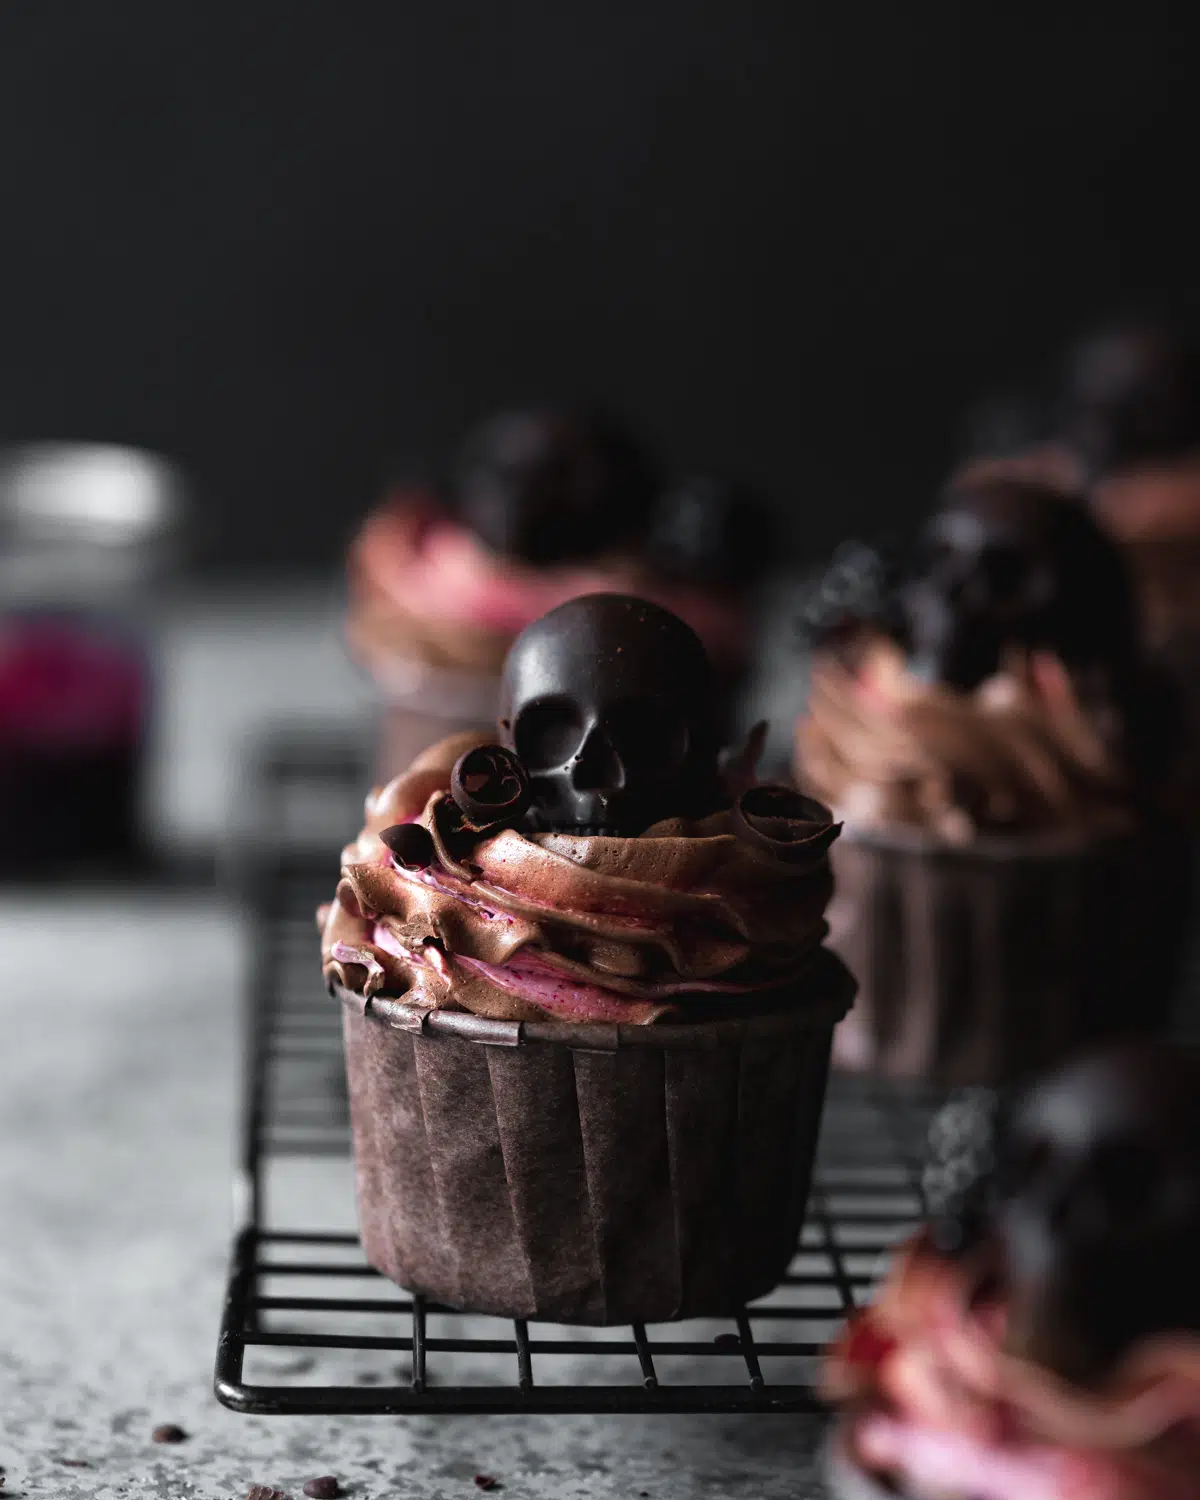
[214,734,940,1418]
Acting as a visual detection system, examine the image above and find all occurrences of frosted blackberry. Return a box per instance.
[923,1086,1004,1256]
[797,540,900,646]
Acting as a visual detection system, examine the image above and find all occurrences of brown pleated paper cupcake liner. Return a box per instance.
[339,948,855,1324]
[827,820,1191,1087]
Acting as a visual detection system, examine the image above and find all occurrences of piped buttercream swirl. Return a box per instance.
[796,637,1135,842]
[321,732,839,1024]
[345,490,750,681]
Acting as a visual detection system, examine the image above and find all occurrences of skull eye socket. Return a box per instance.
[1081,1140,1156,1222]
[998,1134,1053,1197]
[602,696,688,777]
[514,697,584,771]
[975,542,1031,602]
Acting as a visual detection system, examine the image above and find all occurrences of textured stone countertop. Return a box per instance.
[0,891,830,1500]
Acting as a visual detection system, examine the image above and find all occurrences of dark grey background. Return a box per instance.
[0,1,1197,571]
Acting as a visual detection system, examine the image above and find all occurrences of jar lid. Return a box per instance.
[0,443,189,603]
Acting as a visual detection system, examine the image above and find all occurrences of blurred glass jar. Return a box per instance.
[0,443,187,875]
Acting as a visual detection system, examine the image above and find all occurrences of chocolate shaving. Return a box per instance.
[428,792,484,881]
[302,1479,342,1499]
[151,1422,188,1444]
[730,785,841,866]
[379,823,436,869]
[718,720,768,800]
[474,1476,500,1491]
[451,744,531,830]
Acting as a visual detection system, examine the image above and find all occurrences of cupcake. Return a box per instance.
[346,409,756,778]
[1053,320,1200,822]
[321,594,853,1323]
[795,474,1186,1084]
[1055,318,1200,647]
[823,1044,1200,1500]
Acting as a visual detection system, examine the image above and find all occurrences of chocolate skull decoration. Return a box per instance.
[444,407,660,566]
[901,475,1137,692]
[498,594,720,835]
[989,1045,1200,1384]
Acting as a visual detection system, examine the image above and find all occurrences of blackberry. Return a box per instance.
[923,1086,1004,1256]
[796,540,901,647]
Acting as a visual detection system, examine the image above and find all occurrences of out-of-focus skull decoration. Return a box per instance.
[443,407,660,567]
[1058,318,1200,480]
[498,593,721,835]
[901,475,1138,692]
[988,1045,1200,1384]
[798,540,904,652]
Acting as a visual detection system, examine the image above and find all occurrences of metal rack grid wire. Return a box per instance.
[215,737,942,1417]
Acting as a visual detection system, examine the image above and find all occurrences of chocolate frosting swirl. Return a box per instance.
[796,637,1135,842]
[321,732,839,1024]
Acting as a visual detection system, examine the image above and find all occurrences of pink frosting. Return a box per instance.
[455,951,661,1023]
[855,1414,1200,1500]
[352,490,749,665]
[371,919,656,1022]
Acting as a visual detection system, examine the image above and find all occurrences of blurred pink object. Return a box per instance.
[349,489,748,675]
[0,616,144,750]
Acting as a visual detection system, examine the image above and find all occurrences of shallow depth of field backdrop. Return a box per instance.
[0,1,1197,569]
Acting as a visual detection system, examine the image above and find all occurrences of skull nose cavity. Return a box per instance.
[570,724,626,792]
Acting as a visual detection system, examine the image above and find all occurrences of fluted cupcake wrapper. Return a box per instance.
[339,948,854,1324]
[828,821,1190,1087]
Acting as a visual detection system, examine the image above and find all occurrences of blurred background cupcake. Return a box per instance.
[794,471,1188,1084]
[960,317,1200,821]
[1059,317,1200,646]
[345,405,775,778]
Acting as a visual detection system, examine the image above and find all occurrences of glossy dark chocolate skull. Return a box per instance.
[902,476,1136,691]
[990,1045,1200,1383]
[498,593,720,835]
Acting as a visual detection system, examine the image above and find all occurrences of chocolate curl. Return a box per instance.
[719,720,768,800]
[379,822,437,869]
[450,744,531,831]
[731,785,841,866]
[428,792,485,881]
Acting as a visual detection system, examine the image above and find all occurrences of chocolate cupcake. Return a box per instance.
[822,1044,1200,1500]
[795,475,1186,1085]
[1056,319,1200,819]
[322,594,853,1322]
[345,409,758,778]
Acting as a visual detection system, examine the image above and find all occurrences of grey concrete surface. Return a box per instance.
[0,892,830,1500]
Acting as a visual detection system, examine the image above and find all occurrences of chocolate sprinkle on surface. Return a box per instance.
[474,1476,500,1491]
[56,1458,91,1467]
[247,1488,291,1500]
[151,1423,188,1443]
[302,1480,342,1499]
